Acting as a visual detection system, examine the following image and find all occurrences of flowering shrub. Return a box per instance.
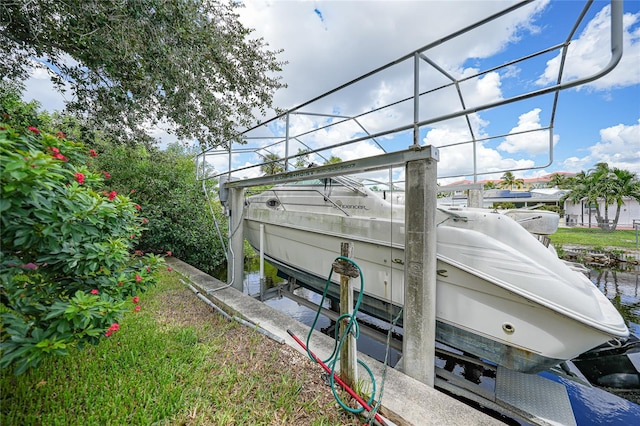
[0,125,164,374]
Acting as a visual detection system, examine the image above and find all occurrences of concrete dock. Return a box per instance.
[166,257,503,426]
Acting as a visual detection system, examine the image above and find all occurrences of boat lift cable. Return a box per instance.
[364,168,400,424]
[365,306,403,426]
[306,256,378,415]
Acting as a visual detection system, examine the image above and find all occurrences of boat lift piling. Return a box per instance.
[402,157,438,387]
[227,184,245,292]
[333,242,358,388]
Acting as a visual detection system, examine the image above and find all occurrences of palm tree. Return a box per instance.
[499,171,524,190]
[563,163,640,231]
[548,173,569,189]
[483,181,498,190]
[324,155,342,165]
[260,152,284,175]
[610,167,640,229]
[292,148,310,169]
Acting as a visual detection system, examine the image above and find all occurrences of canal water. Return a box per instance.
[229,258,640,363]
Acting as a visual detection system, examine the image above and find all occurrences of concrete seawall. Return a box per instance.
[166,257,504,426]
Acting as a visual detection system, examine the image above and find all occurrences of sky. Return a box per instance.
[22,0,640,184]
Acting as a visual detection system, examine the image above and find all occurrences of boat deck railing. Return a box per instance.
[196,0,623,191]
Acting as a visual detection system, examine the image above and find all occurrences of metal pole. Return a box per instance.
[412,52,420,148]
[259,224,265,281]
[259,223,265,298]
[227,187,245,292]
[285,112,290,171]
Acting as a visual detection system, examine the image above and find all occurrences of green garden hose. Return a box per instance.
[305,256,377,414]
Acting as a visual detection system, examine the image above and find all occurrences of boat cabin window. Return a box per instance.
[266,199,280,208]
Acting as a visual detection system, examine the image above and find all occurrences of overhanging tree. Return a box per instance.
[1,0,285,148]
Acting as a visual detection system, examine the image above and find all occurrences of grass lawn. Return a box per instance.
[550,227,639,250]
[1,271,360,426]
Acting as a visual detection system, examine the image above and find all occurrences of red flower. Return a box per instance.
[134,250,144,256]
[167,267,173,272]
[28,126,40,134]
[134,305,141,312]
[102,171,111,179]
[141,218,148,224]
[108,323,120,332]
[56,132,66,139]
[74,173,85,185]
[21,263,39,270]
[89,149,97,157]
[51,147,60,154]
[105,331,112,337]
[117,281,123,287]
[132,296,139,304]
[134,204,141,210]
[52,153,67,161]
[166,251,172,256]
[135,274,142,282]
[90,289,99,295]
[108,191,117,200]
[130,189,136,193]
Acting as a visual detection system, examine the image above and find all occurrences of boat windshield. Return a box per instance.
[285,176,364,188]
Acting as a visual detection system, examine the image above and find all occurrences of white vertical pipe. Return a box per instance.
[228,187,245,292]
[259,223,265,281]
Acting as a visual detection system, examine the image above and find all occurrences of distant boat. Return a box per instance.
[243,177,629,373]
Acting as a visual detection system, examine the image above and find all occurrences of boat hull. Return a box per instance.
[243,187,628,373]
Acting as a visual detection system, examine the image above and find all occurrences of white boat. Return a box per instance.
[243,177,629,373]
[503,209,560,236]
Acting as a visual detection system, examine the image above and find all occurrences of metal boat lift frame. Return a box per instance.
[205,1,626,423]
[199,0,623,185]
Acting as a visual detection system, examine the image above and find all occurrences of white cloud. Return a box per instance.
[238,0,549,116]
[497,108,559,155]
[562,119,640,173]
[537,5,640,91]
[22,67,69,112]
[423,119,535,179]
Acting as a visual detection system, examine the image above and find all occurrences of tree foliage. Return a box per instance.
[499,171,524,190]
[324,155,343,165]
[259,152,285,176]
[483,181,497,190]
[91,140,228,273]
[563,163,640,231]
[547,173,570,189]
[1,0,285,148]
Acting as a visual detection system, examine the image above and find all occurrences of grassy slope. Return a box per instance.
[1,272,359,426]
